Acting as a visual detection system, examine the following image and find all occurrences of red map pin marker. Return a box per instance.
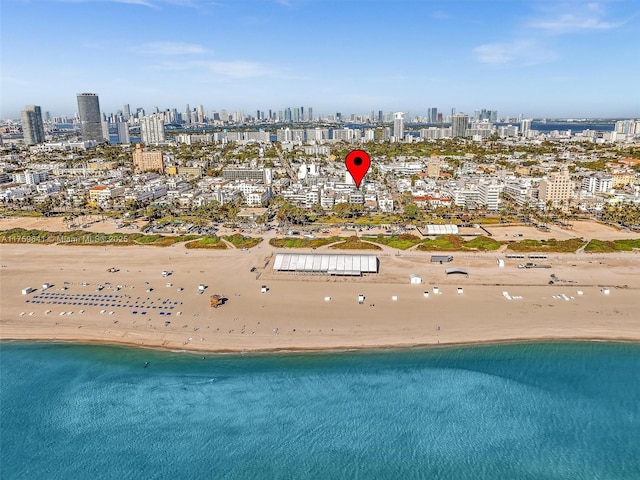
[345,150,371,188]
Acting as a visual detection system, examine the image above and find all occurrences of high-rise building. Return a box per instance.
[140,115,165,144]
[427,107,438,124]
[184,104,191,124]
[21,105,45,145]
[393,112,404,139]
[123,104,130,121]
[382,126,391,141]
[427,156,441,178]
[520,119,532,138]
[77,93,104,143]
[539,167,572,209]
[116,122,130,144]
[101,121,110,143]
[479,182,502,211]
[451,113,469,138]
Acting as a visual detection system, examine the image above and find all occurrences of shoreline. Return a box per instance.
[2,335,640,357]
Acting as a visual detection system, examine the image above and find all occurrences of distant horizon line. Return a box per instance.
[1,97,638,123]
[2,110,637,123]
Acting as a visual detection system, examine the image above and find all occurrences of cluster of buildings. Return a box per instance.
[1,94,639,219]
[1,135,639,217]
[6,92,640,149]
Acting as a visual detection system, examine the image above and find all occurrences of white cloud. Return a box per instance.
[202,61,276,78]
[473,40,557,65]
[154,60,279,79]
[137,42,208,55]
[528,3,622,34]
[530,14,619,33]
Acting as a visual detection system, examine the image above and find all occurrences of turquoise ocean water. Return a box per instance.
[1,341,639,479]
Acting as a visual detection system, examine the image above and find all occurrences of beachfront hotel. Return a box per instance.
[539,167,572,208]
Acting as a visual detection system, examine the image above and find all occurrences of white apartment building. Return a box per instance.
[377,195,394,212]
[420,127,452,139]
[0,186,31,201]
[498,125,519,138]
[35,181,61,194]
[246,189,273,206]
[378,162,422,176]
[320,190,336,209]
[333,128,357,142]
[140,115,166,144]
[581,173,613,193]
[305,128,330,143]
[304,145,330,156]
[453,187,481,209]
[479,182,503,211]
[176,134,214,145]
[12,170,48,185]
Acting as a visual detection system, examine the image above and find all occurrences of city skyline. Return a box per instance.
[2,0,639,119]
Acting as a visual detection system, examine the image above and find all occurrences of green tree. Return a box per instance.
[403,202,420,221]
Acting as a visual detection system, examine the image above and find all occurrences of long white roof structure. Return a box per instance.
[273,254,378,276]
[426,224,459,235]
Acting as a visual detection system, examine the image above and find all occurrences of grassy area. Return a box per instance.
[135,234,162,244]
[269,236,345,248]
[416,235,464,251]
[0,211,44,217]
[477,217,502,225]
[462,236,502,251]
[583,239,616,253]
[415,235,502,251]
[223,234,263,249]
[0,228,58,244]
[363,234,423,250]
[135,234,200,246]
[185,236,227,249]
[507,238,585,253]
[329,236,382,250]
[585,238,640,252]
[613,239,640,250]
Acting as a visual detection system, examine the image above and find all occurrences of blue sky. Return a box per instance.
[1,0,639,119]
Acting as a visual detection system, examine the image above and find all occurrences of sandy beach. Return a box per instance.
[1,237,639,352]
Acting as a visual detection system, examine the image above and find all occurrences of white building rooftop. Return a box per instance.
[273,254,378,276]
